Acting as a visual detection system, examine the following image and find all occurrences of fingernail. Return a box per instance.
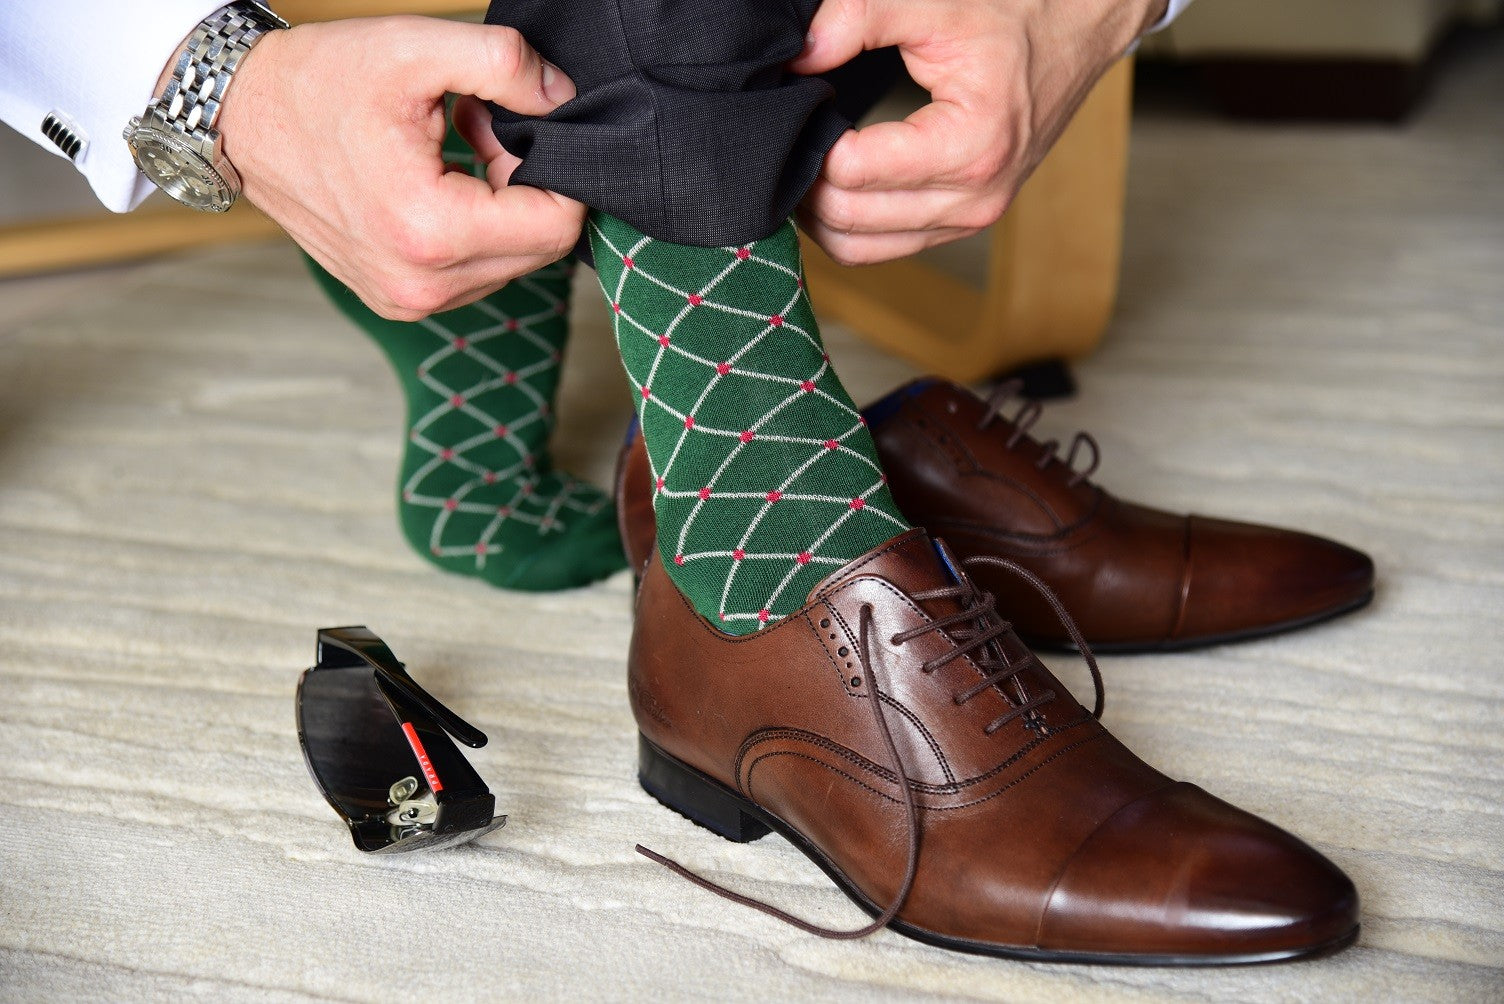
[542,60,562,101]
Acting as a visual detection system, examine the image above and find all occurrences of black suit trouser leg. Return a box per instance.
[485,0,903,248]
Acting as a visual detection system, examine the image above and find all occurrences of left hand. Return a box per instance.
[792,0,1166,266]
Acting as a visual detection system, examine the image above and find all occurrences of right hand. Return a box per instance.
[217,16,583,320]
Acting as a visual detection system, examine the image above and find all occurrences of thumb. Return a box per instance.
[404,18,577,114]
[789,0,872,75]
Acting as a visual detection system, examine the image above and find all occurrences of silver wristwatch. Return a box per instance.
[123,1,288,212]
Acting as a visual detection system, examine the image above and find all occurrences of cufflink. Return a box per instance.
[41,111,88,163]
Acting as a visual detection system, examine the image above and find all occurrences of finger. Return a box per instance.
[789,0,866,75]
[804,179,1001,236]
[404,19,577,115]
[439,172,586,259]
[792,0,963,76]
[799,213,978,267]
[821,101,1005,193]
[452,93,507,162]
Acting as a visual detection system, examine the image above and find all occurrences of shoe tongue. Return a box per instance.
[806,528,972,623]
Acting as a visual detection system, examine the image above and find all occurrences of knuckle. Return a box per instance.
[820,192,859,235]
[387,211,454,269]
[483,26,528,81]
[381,272,449,319]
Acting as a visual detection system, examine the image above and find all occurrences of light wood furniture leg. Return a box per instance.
[801,58,1135,383]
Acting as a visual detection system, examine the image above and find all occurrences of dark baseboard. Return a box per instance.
[1193,57,1427,122]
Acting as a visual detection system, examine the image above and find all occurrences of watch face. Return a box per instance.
[131,129,233,212]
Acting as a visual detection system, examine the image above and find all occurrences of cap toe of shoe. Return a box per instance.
[1037,782,1359,962]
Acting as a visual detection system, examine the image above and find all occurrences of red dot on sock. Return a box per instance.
[824,439,838,450]
[822,352,830,362]
[540,404,551,416]
[402,491,413,501]
[796,278,804,289]
[768,315,783,327]
[850,497,866,510]
[732,548,745,561]
[698,487,711,500]
[498,506,511,517]
[483,471,497,484]
[551,351,561,363]
[493,424,508,437]
[444,498,458,511]
[716,362,732,375]
[523,455,535,469]
[758,609,770,623]
[453,338,468,350]
[655,477,665,492]
[658,335,671,346]
[554,303,567,314]
[506,319,519,331]
[612,302,621,314]
[409,430,420,441]
[797,551,811,565]
[440,448,455,460]
[800,381,815,393]
[736,247,751,259]
[688,294,703,306]
[880,473,889,484]
[474,542,487,554]
[674,553,685,566]
[641,386,651,398]
[623,256,635,269]
[765,490,782,503]
[740,430,754,443]
[450,394,464,407]
[504,372,518,384]
[684,416,695,429]
[431,546,442,555]
[858,415,868,426]
[417,367,427,378]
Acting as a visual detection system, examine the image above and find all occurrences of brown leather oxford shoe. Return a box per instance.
[630,529,1359,963]
[617,379,1375,652]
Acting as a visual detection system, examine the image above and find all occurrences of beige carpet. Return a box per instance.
[3,32,1502,1003]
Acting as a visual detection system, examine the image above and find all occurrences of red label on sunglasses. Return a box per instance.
[401,721,444,792]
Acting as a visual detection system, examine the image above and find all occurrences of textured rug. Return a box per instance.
[2,32,1501,1004]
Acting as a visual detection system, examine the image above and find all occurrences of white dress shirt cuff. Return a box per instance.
[1146,0,1194,34]
[0,0,230,212]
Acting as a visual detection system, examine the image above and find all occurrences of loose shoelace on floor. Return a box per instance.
[635,557,1103,938]
[978,380,1101,487]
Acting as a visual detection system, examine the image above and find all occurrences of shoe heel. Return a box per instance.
[638,734,771,843]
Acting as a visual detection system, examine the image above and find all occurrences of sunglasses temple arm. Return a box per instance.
[317,627,489,748]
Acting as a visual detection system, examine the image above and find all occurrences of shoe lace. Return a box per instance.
[978,380,1100,487]
[635,563,1102,938]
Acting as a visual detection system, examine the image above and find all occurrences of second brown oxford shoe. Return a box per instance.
[629,529,1360,963]
[616,379,1375,652]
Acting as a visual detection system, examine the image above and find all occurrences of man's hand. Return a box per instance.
[792,0,1165,266]
[217,16,582,320]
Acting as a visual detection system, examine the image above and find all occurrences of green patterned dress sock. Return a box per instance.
[589,212,911,633]
[304,120,623,590]
[306,259,625,591]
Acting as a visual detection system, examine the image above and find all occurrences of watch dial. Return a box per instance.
[135,134,230,211]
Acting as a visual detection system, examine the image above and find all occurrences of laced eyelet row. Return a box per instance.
[978,380,1101,487]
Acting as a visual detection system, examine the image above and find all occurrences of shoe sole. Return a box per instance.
[637,734,1359,966]
[1030,589,1376,656]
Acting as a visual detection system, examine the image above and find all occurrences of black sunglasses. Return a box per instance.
[295,626,506,853]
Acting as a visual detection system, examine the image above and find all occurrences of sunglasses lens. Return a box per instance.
[297,666,430,850]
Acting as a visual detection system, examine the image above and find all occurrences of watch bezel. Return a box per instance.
[125,116,240,213]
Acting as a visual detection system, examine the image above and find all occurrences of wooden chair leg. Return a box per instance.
[802,58,1135,384]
